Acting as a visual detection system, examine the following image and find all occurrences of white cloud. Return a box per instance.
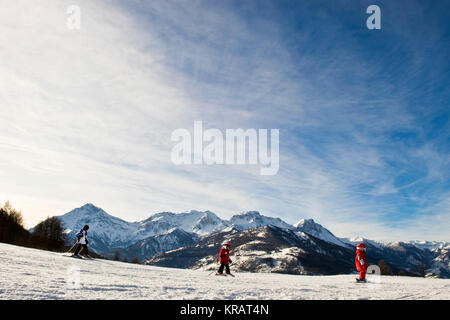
[0,1,447,242]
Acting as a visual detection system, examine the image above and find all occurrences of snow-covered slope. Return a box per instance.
[1,243,448,300]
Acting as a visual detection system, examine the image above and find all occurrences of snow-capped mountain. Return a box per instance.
[403,241,450,278]
[146,225,449,278]
[42,203,450,277]
[294,219,349,248]
[115,228,200,262]
[55,204,322,259]
[337,238,449,277]
[146,225,356,275]
[404,240,450,251]
[56,204,140,253]
[230,211,294,231]
[427,244,450,278]
[56,204,229,258]
[138,210,230,237]
[339,236,387,250]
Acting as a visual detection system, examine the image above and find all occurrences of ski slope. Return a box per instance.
[0,243,448,300]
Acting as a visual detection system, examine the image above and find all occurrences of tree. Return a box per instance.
[0,201,70,254]
[32,216,67,251]
[3,201,24,226]
[131,258,140,264]
[123,257,128,263]
[113,250,120,261]
[398,270,406,276]
[378,260,392,275]
[0,201,29,245]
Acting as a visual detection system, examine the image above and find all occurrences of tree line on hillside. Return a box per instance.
[113,250,140,264]
[0,201,66,251]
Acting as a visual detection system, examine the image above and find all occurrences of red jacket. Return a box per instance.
[355,249,368,271]
[219,246,230,264]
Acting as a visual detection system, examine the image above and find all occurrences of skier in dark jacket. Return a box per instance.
[73,225,90,258]
[217,241,232,275]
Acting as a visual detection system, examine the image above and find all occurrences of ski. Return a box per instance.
[214,273,235,277]
[66,254,83,259]
[72,254,95,260]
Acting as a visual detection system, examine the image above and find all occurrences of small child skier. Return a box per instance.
[217,241,232,275]
[355,243,368,282]
[73,225,90,258]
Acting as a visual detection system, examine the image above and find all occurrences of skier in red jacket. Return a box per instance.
[355,243,368,282]
[217,241,232,275]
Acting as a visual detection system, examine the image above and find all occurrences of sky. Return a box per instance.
[0,0,449,241]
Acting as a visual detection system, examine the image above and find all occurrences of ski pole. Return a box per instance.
[66,241,78,254]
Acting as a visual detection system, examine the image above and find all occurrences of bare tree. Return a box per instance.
[378,260,392,275]
[114,250,121,261]
[0,201,28,245]
[32,216,67,251]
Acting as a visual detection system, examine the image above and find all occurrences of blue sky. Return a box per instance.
[0,0,449,241]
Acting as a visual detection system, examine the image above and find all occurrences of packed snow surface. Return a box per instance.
[1,243,449,300]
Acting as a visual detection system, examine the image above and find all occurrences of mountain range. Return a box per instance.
[48,203,449,278]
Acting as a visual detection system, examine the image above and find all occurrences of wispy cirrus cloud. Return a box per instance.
[0,0,448,241]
